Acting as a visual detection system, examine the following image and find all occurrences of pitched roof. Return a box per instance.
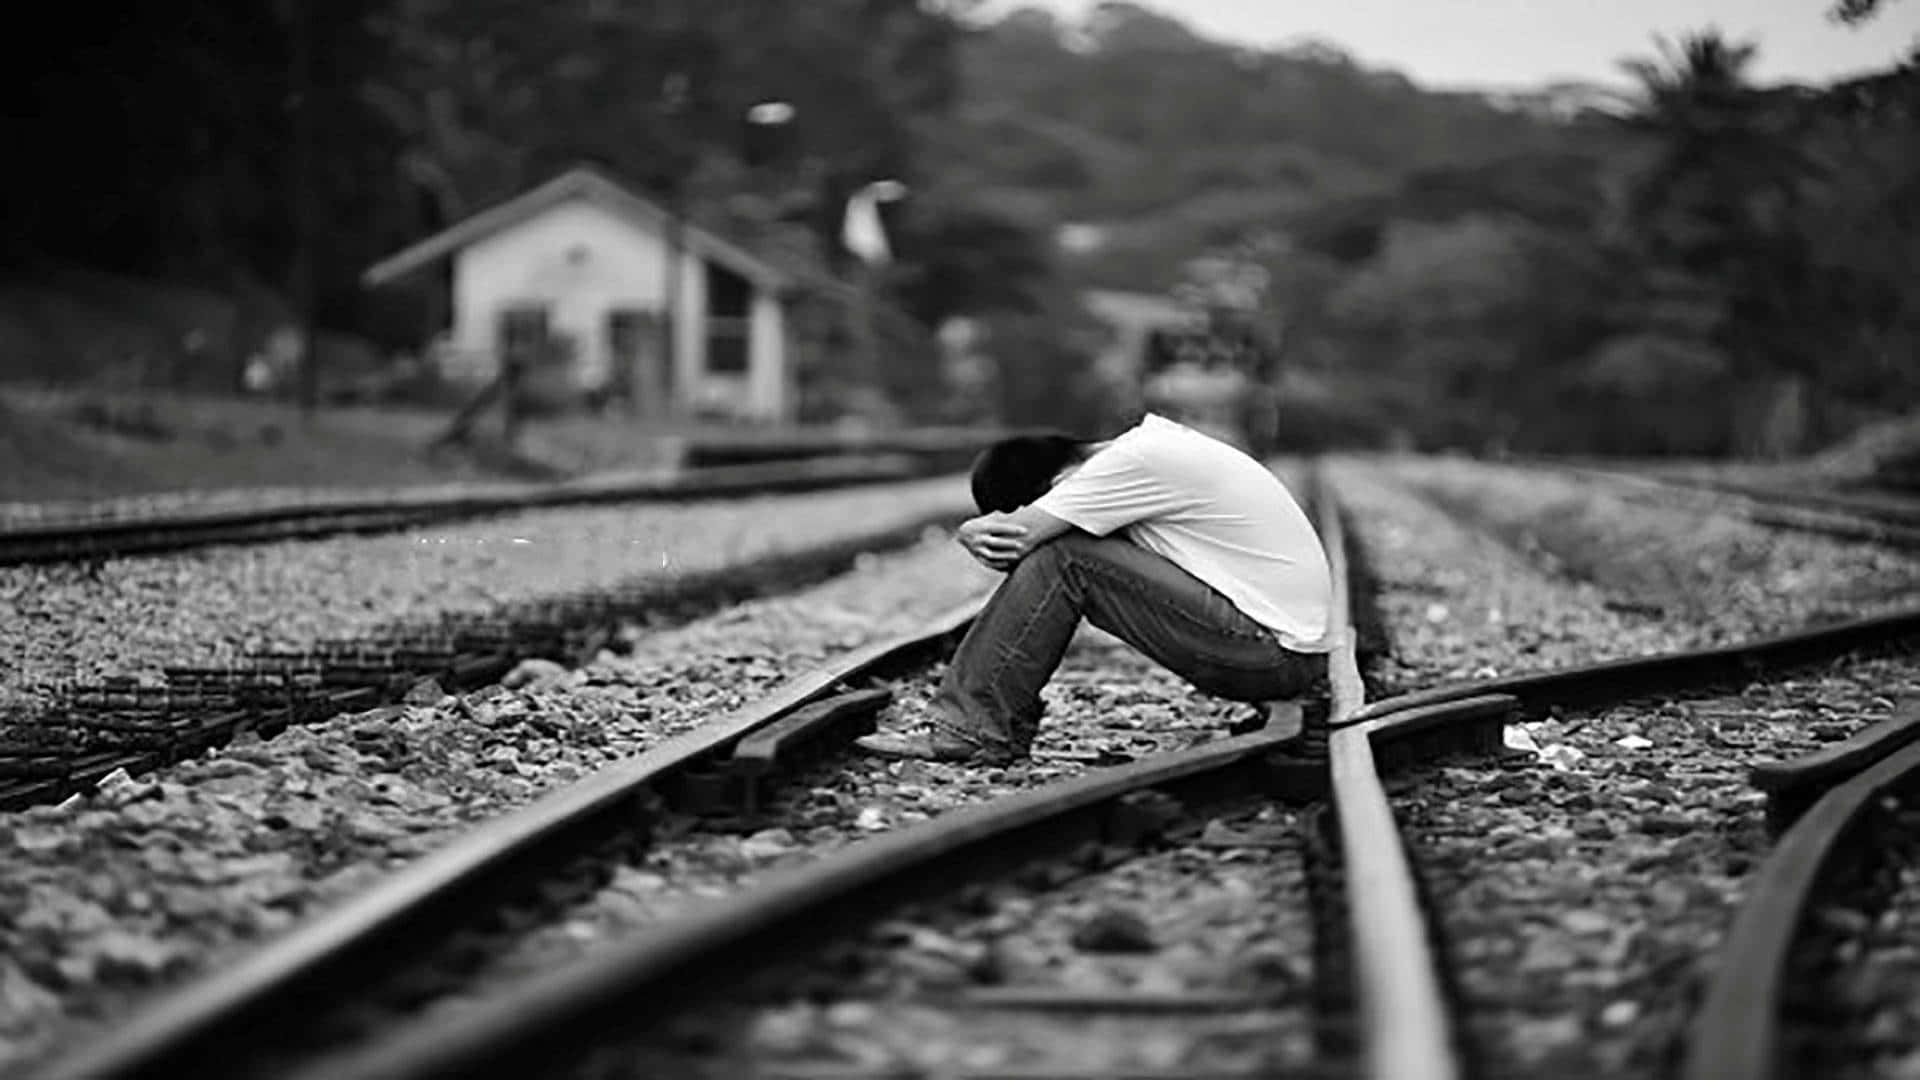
[362,165,796,292]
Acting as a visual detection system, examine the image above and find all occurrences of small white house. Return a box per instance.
[363,166,807,421]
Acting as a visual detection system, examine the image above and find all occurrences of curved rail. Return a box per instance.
[1682,727,1920,1080]
[25,600,983,1080]
[1750,700,1920,831]
[0,454,933,566]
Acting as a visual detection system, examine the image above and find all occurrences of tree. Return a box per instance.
[1615,30,1829,453]
[1829,0,1903,24]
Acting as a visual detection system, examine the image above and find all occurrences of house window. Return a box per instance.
[705,263,752,375]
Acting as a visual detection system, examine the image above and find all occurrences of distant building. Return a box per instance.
[363,165,829,422]
[1081,288,1197,389]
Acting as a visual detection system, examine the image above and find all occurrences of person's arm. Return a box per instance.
[955,508,1071,572]
[962,443,1174,570]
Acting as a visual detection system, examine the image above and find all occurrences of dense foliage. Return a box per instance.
[952,3,1919,456]
[2,0,1913,452]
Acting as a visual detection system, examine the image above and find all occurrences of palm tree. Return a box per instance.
[1614,30,1831,454]
[1617,31,1818,272]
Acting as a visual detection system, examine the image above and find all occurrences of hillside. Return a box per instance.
[943,4,1607,291]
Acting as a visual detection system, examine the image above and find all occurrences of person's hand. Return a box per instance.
[957,513,1028,571]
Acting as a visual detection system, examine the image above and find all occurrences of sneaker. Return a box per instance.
[853,728,1019,765]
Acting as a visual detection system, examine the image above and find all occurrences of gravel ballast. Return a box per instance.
[0,528,995,1073]
[1367,456,1919,628]
[1328,457,1920,694]
[1328,460,1689,693]
[0,474,970,710]
[1332,455,1920,1079]
[566,637,1316,1079]
[281,630,1286,1078]
[1403,656,1920,1078]
[12,452,1913,1078]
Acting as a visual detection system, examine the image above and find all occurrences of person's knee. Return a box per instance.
[1014,535,1075,578]
[1037,531,1109,574]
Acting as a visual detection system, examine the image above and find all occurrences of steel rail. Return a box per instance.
[281,724,1329,1080]
[25,599,984,1080]
[1314,468,1467,1080]
[101,458,1351,1079]
[0,453,936,566]
[1681,731,1920,1080]
[269,690,1524,1077]
[59,455,1890,1080]
[1750,700,1920,832]
[1340,606,1920,728]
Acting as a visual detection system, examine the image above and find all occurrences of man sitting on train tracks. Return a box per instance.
[854,411,1334,765]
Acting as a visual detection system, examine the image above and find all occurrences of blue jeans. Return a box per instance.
[932,532,1324,757]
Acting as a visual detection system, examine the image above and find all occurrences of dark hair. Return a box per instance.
[969,432,1087,513]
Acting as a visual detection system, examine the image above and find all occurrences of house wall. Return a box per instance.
[674,248,708,408]
[440,196,794,421]
[452,199,668,394]
[748,289,787,419]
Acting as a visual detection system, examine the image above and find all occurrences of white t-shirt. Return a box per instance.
[1033,414,1333,652]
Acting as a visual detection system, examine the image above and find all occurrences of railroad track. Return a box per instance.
[1546,462,1920,551]
[18,461,1920,1079]
[1686,694,1920,1080]
[0,454,935,567]
[0,504,967,811]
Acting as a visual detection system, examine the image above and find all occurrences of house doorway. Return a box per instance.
[607,307,668,418]
[496,304,551,437]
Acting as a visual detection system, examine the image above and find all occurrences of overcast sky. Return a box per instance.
[980,0,1920,90]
